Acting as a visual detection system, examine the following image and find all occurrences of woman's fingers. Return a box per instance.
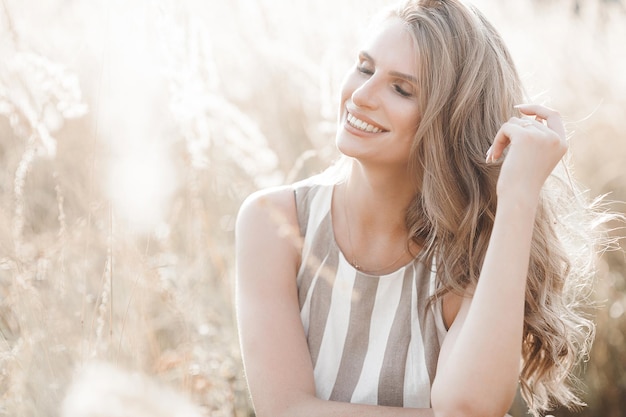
[487,118,535,162]
[514,103,566,139]
[487,121,520,163]
[486,104,567,164]
[488,104,569,199]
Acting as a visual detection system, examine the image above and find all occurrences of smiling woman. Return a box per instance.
[235,1,609,417]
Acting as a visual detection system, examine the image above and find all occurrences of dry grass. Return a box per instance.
[0,0,624,416]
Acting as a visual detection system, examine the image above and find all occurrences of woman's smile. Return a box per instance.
[344,111,388,134]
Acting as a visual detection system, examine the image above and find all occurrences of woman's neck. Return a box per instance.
[333,162,420,274]
[345,160,416,232]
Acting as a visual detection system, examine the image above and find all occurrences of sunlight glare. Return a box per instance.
[107,149,176,233]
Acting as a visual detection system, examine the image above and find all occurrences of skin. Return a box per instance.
[334,17,422,273]
[235,17,567,417]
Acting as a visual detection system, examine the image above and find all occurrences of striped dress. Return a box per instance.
[294,178,447,408]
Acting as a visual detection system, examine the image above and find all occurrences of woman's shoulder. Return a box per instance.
[239,175,334,217]
[237,185,297,227]
[235,179,332,269]
[241,184,294,206]
[236,185,301,268]
[236,174,338,250]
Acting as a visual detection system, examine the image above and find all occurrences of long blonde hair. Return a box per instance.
[389,1,605,415]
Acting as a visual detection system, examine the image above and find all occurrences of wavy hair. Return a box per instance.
[385,1,607,415]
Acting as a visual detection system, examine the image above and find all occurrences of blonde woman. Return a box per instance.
[236,1,601,416]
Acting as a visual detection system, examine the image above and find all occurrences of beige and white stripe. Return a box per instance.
[294,179,446,408]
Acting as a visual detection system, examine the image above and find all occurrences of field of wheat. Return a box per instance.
[0,0,624,416]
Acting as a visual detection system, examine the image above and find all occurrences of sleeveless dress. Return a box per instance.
[294,177,448,408]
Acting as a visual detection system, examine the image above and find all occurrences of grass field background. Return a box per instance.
[0,0,625,416]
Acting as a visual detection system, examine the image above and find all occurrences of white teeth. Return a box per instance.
[347,113,382,133]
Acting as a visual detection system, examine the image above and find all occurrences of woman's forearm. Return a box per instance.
[432,194,537,417]
[265,396,434,417]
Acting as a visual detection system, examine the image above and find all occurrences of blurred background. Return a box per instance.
[0,0,624,416]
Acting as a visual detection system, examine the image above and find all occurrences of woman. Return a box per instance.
[236,1,601,416]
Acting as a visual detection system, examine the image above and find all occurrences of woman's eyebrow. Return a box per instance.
[390,70,417,84]
[359,51,417,84]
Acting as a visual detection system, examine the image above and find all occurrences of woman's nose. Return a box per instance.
[351,77,379,110]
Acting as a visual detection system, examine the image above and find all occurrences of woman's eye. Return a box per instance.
[393,84,412,97]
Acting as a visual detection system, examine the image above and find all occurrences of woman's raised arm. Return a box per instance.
[431,104,568,417]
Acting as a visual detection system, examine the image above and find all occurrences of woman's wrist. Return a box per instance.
[495,188,540,221]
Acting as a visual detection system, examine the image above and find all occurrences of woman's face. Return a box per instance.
[336,17,421,167]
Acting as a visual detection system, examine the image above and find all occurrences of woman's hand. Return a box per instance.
[486,104,567,203]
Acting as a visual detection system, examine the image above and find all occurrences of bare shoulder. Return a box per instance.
[237,185,297,224]
[236,185,301,275]
[236,185,298,240]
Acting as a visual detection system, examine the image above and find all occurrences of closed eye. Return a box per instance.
[393,84,413,98]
